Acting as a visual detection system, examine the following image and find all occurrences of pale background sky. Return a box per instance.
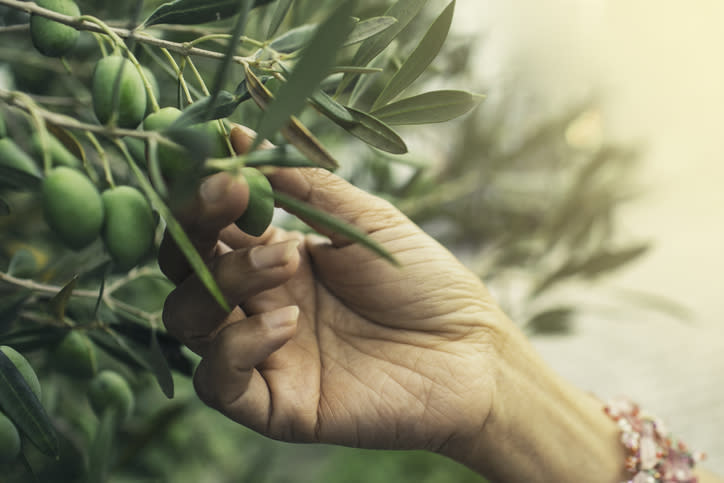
[454,0,724,471]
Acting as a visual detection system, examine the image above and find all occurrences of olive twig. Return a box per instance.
[160,49,194,106]
[0,0,256,66]
[85,132,115,189]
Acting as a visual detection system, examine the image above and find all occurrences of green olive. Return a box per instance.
[0,412,21,464]
[52,331,97,379]
[0,346,41,400]
[88,370,134,424]
[101,186,155,269]
[30,132,81,169]
[30,0,80,57]
[0,138,42,179]
[234,167,274,237]
[42,167,104,250]
[92,56,147,129]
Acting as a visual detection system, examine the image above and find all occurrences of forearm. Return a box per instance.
[445,324,626,482]
[442,322,722,483]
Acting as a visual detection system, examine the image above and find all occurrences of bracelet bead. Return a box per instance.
[604,398,706,483]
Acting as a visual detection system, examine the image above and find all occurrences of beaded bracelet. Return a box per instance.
[604,398,706,483]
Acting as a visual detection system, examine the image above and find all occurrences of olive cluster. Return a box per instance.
[1,0,276,269]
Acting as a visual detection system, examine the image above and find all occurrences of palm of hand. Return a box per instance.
[226,224,498,452]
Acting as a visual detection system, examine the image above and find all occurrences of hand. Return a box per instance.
[159,126,508,454]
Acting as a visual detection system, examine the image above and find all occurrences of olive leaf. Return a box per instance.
[273,191,399,266]
[371,0,456,110]
[49,275,78,321]
[148,330,174,398]
[170,90,241,128]
[0,198,9,216]
[371,90,483,125]
[337,107,408,154]
[309,90,356,124]
[0,327,66,353]
[337,0,430,95]
[143,0,274,27]
[244,66,339,170]
[0,350,59,457]
[345,16,398,46]
[87,405,116,483]
[268,24,317,53]
[0,290,31,334]
[525,307,575,335]
[252,0,357,151]
[243,144,319,168]
[267,0,294,38]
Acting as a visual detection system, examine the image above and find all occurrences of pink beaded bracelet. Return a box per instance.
[604,398,706,483]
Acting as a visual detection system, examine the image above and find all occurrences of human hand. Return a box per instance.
[158,126,507,454]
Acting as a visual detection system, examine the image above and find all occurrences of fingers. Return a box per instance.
[230,124,409,246]
[162,240,300,354]
[193,306,299,433]
[158,172,249,284]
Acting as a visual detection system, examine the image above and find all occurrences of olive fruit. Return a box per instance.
[234,167,274,237]
[30,0,80,57]
[30,132,81,169]
[88,370,134,423]
[0,346,41,400]
[0,412,21,464]
[42,167,104,250]
[92,56,147,129]
[101,186,155,269]
[52,331,97,378]
[0,138,42,179]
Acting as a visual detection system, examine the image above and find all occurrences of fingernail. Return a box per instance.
[250,240,299,269]
[263,306,299,331]
[200,174,231,204]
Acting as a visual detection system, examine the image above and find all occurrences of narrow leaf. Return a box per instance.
[267,0,294,38]
[0,350,59,456]
[337,0,430,95]
[268,24,316,53]
[310,90,357,124]
[345,16,398,46]
[244,144,319,168]
[148,330,174,398]
[245,66,339,169]
[0,198,9,215]
[49,275,78,321]
[339,107,408,154]
[372,0,456,110]
[525,307,575,335]
[0,290,31,333]
[274,191,399,265]
[171,91,240,128]
[144,0,274,26]
[87,407,116,483]
[371,90,482,125]
[116,142,230,312]
[252,0,357,151]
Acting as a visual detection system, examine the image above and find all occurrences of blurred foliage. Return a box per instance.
[0,0,659,481]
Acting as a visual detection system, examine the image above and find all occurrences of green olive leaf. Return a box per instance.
[309,90,357,124]
[337,0,430,95]
[148,330,174,399]
[345,16,398,46]
[525,307,575,335]
[170,90,240,128]
[371,90,483,125]
[0,327,66,353]
[267,0,294,38]
[245,66,339,170]
[0,198,9,216]
[372,0,456,110]
[243,144,319,168]
[87,404,115,483]
[273,191,399,266]
[49,275,78,321]
[0,350,59,457]
[268,24,317,53]
[143,0,274,26]
[337,107,408,154]
[0,290,31,334]
[252,0,357,151]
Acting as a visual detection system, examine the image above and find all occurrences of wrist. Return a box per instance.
[442,321,628,483]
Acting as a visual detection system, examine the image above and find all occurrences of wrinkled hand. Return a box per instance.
[159,126,507,454]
